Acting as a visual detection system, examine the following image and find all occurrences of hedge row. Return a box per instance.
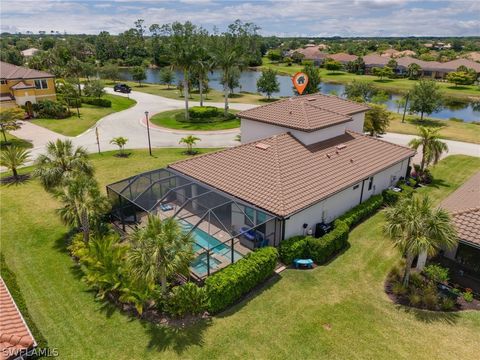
[188,106,219,119]
[279,193,386,265]
[205,247,278,314]
[382,180,415,206]
[81,96,112,107]
[0,254,48,351]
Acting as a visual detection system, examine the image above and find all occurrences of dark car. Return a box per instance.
[113,83,132,93]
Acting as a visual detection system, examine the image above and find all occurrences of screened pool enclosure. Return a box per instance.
[107,168,280,279]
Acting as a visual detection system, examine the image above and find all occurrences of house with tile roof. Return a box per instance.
[439,171,480,272]
[107,94,415,278]
[0,61,56,109]
[0,277,37,360]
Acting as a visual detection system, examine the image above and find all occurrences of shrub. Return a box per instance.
[81,97,112,107]
[306,220,349,264]
[278,235,308,264]
[392,281,407,296]
[32,100,70,119]
[337,194,383,228]
[382,189,401,205]
[463,290,474,302]
[409,272,426,289]
[188,106,220,119]
[422,285,439,310]
[408,292,422,307]
[441,297,456,311]
[423,264,449,283]
[166,282,208,317]
[205,247,278,314]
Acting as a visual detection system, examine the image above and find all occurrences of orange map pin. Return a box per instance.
[292,72,309,95]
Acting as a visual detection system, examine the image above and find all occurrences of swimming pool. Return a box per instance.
[180,220,244,276]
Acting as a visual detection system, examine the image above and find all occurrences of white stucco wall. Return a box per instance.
[283,158,409,239]
[15,94,37,106]
[345,112,365,133]
[240,118,348,145]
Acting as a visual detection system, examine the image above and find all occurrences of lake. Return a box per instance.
[119,68,480,122]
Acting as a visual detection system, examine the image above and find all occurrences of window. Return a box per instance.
[34,79,48,89]
[368,177,374,191]
[353,184,359,190]
[0,79,6,85]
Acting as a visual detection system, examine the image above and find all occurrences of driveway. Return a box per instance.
[8,89,480,164]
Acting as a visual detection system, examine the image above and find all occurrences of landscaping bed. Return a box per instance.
[150,107,240,131]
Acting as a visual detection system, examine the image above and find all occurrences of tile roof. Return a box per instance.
[0,277,36,360]
[170,131,415,217]
[395,57,480,73]
[0,61,54,80]
[363,54,390,67]
[20,48,39,57]
[10,81,35,90]
[327,53,358,63]
[237,94,369,132]
[440,171,480,247]
[293,46,329,60]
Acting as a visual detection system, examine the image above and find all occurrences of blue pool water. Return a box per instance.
[180,220,243,276]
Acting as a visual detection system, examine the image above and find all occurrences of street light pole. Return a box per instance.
[145,110,152,156]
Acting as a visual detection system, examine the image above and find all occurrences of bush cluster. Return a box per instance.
[81,97,112,107]
[205,247,278,314]
[188,106,220,119]
[279,194,385,265]
[382,179,416,205]
[32,100,70,119]
[166,282,208,317]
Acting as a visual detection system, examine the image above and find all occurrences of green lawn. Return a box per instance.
[1,150,480,359]
[0,132,33,149]
[258,57,480,100]
[388,113,480,144]
[30,94,136,136]
[150,109,240,131]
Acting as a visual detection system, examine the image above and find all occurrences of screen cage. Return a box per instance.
[107,168,280,279]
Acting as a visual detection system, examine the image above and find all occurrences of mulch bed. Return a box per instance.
[385,279,480,311]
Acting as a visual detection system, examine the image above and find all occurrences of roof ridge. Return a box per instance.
[272,136,286,215]
[305,100,353,120]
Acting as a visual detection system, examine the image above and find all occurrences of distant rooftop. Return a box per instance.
[0,61,54,80]
[237,94,369,132]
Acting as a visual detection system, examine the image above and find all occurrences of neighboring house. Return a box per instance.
[288,46,328,66]
[0,61,56,109]
[0,277,37,360]
[20,48,39,58]
[463,51,480,62]
[388,56,480,79]
[439,171,480,273]
[381,49,416,58]
[107,94,415,278]
[327,53,358,64]
[363,54,391,73]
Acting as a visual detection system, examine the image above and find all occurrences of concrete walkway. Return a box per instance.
[7,88,480,166]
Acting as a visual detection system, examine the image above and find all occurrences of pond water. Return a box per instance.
[119,68,480,122]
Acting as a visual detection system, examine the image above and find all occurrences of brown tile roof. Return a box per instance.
[10,81,35,90]
[363,54,390,67]
[237,94,369,132]
[0,61,54,80]
[0,277,36,360]
[170,131,415,217]
[327,53,358,63]
[441,171,480,247]
[293,46,329,60]
[443,58,480,73]
[463,52,480,62]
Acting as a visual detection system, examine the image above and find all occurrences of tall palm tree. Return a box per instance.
[384,196,457,286]
[34,139,93,192]
[128,216,194,295]
[179,135,200,155]
[211,36,244,116]
[55,175,110,242]
[168,22,200,121]
[0,146,30,181]
[408,126,448,172]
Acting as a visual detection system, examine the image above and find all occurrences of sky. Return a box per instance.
[0,0,479,37]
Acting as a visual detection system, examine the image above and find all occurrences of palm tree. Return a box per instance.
[34,139,93,192]
[0,146,30,181]
[211,36,243,116]
[110,137,128,156]
[55,175,110,242]
[384,196,457,286]
[127,216,194,295]
[168,22,200,121]
[179,135,200,155]
[408,126,448,173]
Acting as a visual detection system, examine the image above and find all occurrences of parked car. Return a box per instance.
[113,84,131,93]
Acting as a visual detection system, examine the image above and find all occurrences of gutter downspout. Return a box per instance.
[359,178,367,205]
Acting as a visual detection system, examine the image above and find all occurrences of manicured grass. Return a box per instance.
[1,151,479,359]
[0,132,33,149]
[30,94,136,136]
[108,80,276,104]
[388,113,480,144]
[258,57,480,100]
[150,109,240,131]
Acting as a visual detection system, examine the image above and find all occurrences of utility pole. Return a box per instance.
[402,92,410,123]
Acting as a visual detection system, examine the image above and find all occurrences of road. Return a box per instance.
[8,89,480,166]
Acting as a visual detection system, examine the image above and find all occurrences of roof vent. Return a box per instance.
[326,153,332,158]
[350,158,354,163]
[336,144,347,150]
[255,143,270,150]
[307,97,316,101]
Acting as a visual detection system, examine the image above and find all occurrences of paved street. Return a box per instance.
[8,89,480,167]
